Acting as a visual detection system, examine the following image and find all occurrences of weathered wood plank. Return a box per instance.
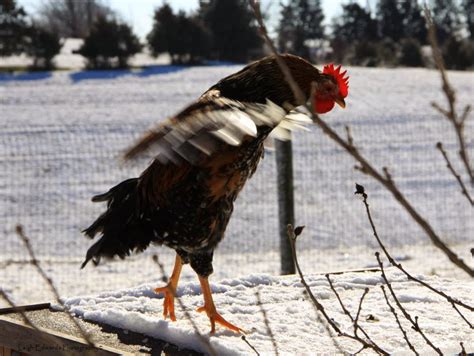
[0,317,132,356]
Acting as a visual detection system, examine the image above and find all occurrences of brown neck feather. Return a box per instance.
[209,54,321,108]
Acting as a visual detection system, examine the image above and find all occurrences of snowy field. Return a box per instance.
[0,64,473,311]
[64,270,473,355]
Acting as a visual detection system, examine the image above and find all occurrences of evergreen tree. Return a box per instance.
[443,37,474,69]
[377,0,404,41]
[462,0,474,39]
[277,0,324,60]
[399,38,424,66]
[148,4,210,64]
[200,0,262,62]
[147,4,178,58]
[294,0,325,59]
[431,0,462,44]
[0,0,28,56]
[333,3,378,43]
[331,3,378,64]
[175,12,211,64]
[277,3,296,53]
[78,16,141,69]
[24,24,62,69]
[399,0,427,43]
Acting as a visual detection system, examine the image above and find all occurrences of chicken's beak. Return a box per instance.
[335,96,346,109]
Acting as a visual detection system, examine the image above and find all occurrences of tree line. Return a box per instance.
[0,0,472,70]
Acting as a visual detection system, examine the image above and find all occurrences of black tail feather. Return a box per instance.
[80,239,103,269]
[90,178,138,203]
[81,178,159,268]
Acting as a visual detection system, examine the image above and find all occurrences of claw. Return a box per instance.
[153,254,183,322]
[197,305,245,334]
[197,275,245,334]
[155,285,177,321]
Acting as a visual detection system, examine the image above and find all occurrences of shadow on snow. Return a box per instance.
[0,62,241,84]
[69,65,191,83]
[0,71,52,82]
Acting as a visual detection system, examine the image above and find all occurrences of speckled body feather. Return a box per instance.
[82,54,325,277]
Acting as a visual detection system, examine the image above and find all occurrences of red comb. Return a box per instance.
[323,64,349,98]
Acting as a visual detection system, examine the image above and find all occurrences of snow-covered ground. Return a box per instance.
[0,64,473,311]
[63,269,473,355]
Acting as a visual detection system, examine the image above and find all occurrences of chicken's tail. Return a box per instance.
[81,178,156,269]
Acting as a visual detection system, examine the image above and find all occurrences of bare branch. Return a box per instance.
[287,224,389,355]
[452,303,473,329]
[354,345,367,355]
[256,289,279,356]
[250,0,473,276]
[151,255,217,356]
[15,224,95,346]
[376,253,442,355]
[354,288,369,335]
[460,105,471,124]
[326,276,376,345]
[302,290,346,354]
[436,142,473,205]
[242,335,260,356]
[424,5,474,184]
[431,102,451,118]
[345,125,355,148]
[380,285,419,355]
[354,185,474,317]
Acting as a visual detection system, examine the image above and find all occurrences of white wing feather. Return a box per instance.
[136,98,311,164]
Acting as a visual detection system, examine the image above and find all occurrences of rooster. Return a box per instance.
[82,54,349,334]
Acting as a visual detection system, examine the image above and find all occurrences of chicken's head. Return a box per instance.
[313,64,349,114]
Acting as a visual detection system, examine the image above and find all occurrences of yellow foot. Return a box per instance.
[197,306,245,334]
[155,285,177,321]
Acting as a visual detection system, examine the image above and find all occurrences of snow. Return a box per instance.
[63,269,474,355]
[0,64,473,315]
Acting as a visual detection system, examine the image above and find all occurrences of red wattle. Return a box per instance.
[314,98,335,114]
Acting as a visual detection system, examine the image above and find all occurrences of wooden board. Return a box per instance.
[0,317,130,356]
[0,308,202,355]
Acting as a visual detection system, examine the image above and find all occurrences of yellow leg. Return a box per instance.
[197,275,244,334]
[154,254,183,321]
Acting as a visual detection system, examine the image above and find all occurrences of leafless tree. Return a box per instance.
[37,0,114,38]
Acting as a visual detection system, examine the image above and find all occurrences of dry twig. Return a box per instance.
[424,5,473,185]
[287,224,389,355]
[256,289,279,356]
[326,276,380,349]
[151,255,217,356]
[249,0,473,277]
[380,285,418,355]
[15,224,95,347]
[354,184,474,324]
[376,253,442,355]
[436,142,473,205]
[242,335,260,356]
